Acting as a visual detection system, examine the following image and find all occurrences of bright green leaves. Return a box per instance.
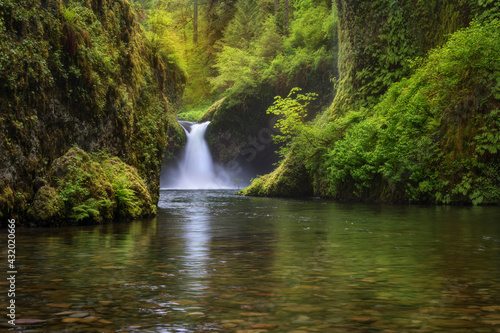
[223,0,263,50]
[267,87,317,143]
[211,44,263,93]
[475,0,500,23]
[211,0,335,97]
[211,6,281,95]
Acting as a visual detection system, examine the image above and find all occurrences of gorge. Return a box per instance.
[1,1,500,331]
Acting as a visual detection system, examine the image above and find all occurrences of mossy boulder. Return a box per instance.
[27,186,64,224]
[100,156,156,218]
[199,97,226,122]
[49,147,116,223]
[27,147,156,225]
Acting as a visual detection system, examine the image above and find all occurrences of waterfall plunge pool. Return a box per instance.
[2,190,500,332]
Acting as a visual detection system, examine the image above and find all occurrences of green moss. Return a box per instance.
[241,153,313,197]
[0,185,15,219]
[245,19,500,205]
[330,0,474,117]
[49,147,116,223]
[25,147,156,225]
[320,20,500,204]
[99,156,156,218]
[27,186,64,224]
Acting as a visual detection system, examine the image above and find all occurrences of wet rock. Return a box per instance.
[14,318,47,325]
[248,323,278,329]
[54,311,76,316]
[239,312,269,317]
[46,303,72,308]
[79,316,99,323]
[32,177,46,192]
[483,305,500,312]
[27,185,64,223]
[61,318,80,323]
[346,316,377,324]
[69,312,89,318]
[292,315,311,324]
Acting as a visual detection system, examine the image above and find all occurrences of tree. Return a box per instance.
[193,0,198,44]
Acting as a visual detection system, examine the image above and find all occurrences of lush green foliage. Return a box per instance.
[266,87,318,154]
[323,21,499,204]
[178,100,215,121]
[211,0,335,97]
[133,0,237,109]
[30,147,157,224]
[330,0,477,116]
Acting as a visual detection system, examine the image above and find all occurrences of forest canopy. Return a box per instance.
[132,0,336,119]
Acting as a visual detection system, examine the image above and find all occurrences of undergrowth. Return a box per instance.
[246,20,500,205]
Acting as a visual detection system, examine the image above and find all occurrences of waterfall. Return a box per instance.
[161,121,235,189]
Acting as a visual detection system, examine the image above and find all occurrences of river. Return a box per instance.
[1,190,500,332]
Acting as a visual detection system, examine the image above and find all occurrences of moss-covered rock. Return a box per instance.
[243,2,500,205]
[26,147,156,225]
[200,97,226,123]
[0,184,15,219]
[240,153,313,197]
[49,147,116,223]
[330,0,474,116]
[27,186,64,224]
[100,156,156,219]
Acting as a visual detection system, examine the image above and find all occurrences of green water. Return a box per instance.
[2,190,500,332]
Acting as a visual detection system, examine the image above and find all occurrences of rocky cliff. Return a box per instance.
[0,0,185,225]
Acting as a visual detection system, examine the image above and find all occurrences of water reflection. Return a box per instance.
[182,209,211,291]
[1,191,500,332]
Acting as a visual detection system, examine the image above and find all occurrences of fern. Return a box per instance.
[112,176,139,212]
[70,197,111,222]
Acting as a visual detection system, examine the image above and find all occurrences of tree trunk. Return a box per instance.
[284,0,289,32]
[193,0,198,44]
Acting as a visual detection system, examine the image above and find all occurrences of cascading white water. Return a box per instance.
[161,121,235,189]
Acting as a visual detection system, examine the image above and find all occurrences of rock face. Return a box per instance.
[0,0,185,225]
[331,0,473,115]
